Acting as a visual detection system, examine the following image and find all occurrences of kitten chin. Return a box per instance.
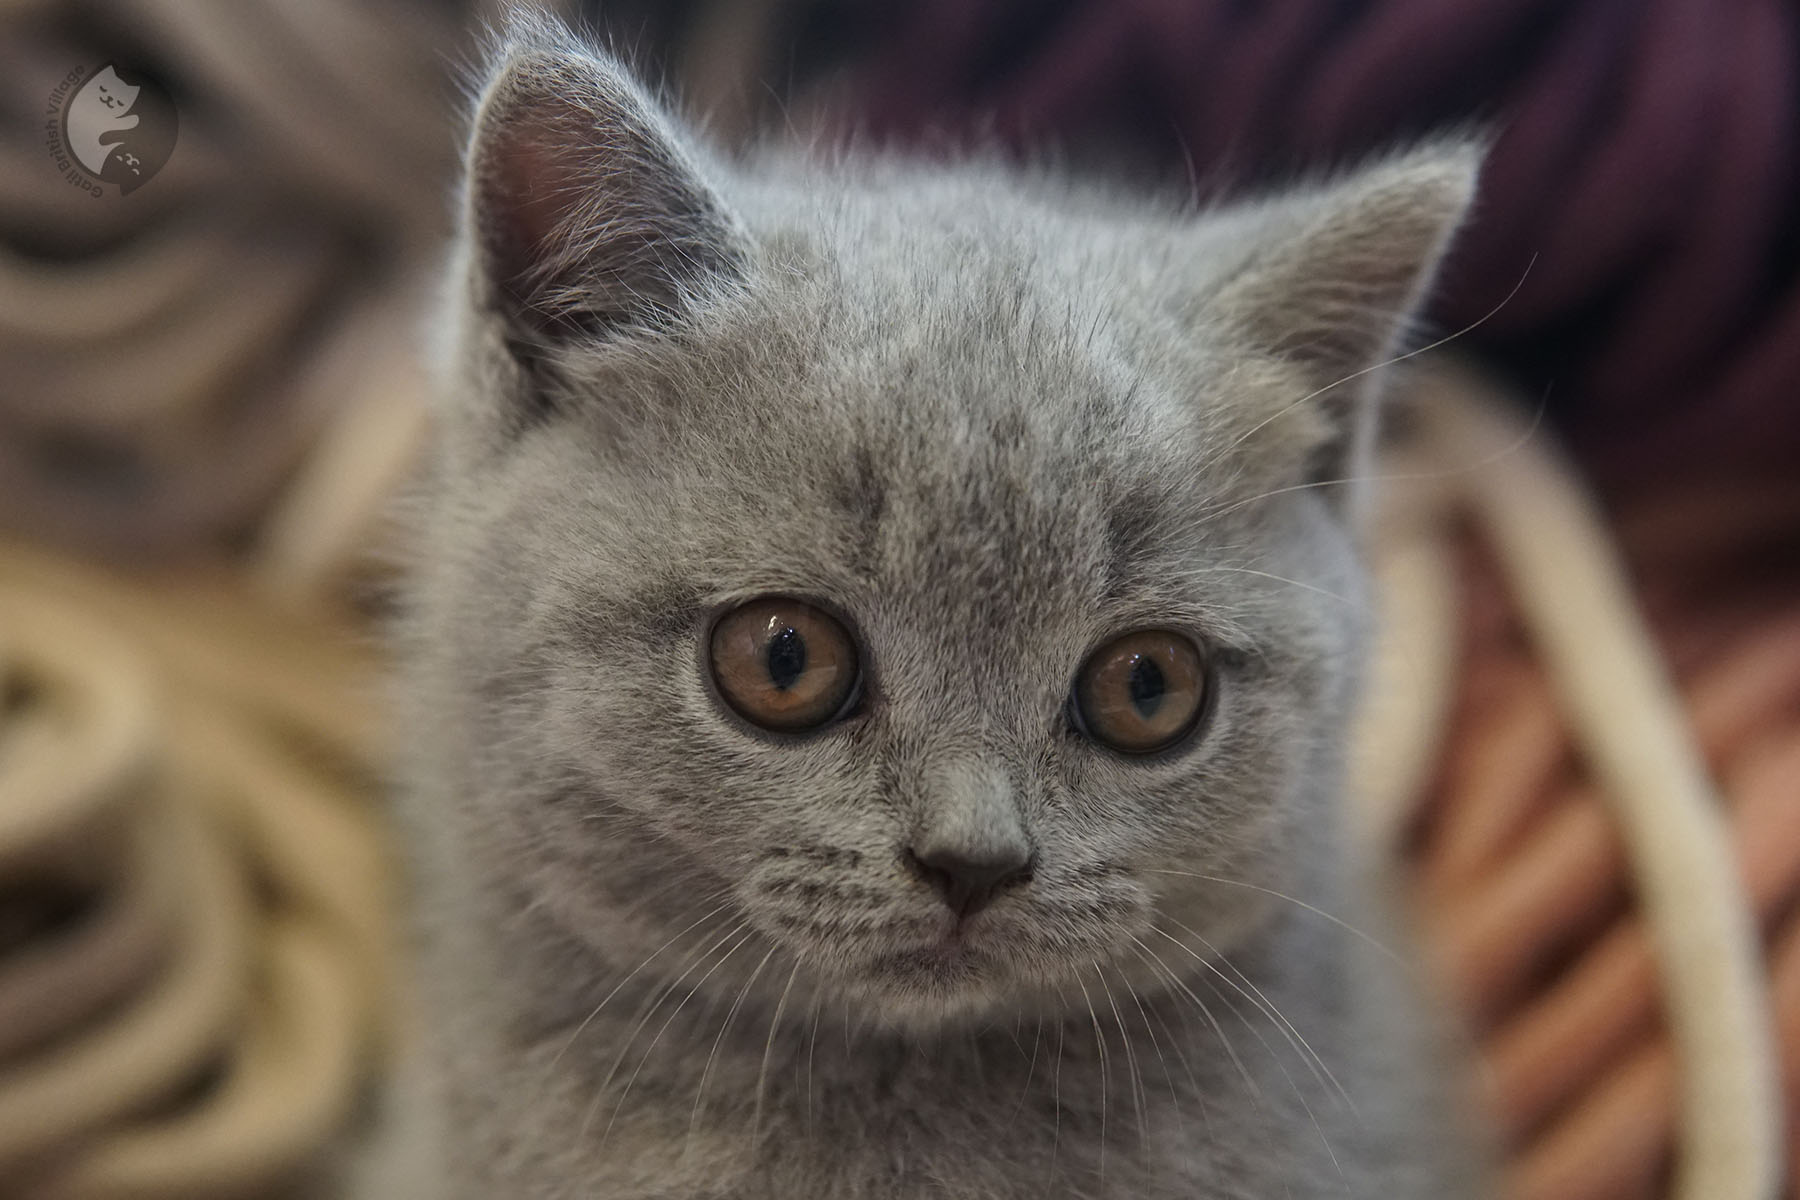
[383,10,1490,1199]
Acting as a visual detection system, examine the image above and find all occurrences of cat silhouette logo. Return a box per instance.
[46,63,177,196]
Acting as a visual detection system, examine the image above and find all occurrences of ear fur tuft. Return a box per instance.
[1209,142,1482,501]
[464,18,743,345]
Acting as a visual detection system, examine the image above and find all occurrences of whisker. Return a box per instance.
[1127,934,1261,1106]
[1008,1016,1044,1129]
[1153,919,1357,1118]
[1074,974,1110,1184]
[577,915,749,1140]
[1203,253,1538,473]
[1192,378,1552,529]
[685,943,780,1156]
[1122,962,1182,1117]
[846,998,870,1051]
[804,992,823,1141]
[1093,963,1148,1146]
[1190,965,1349,1190]
[751,958,803,1145]
[544,895,732,1077]
[1143,869,1403,965]
[1183,565,1368,612]
[1047,992,1067,1192]
[591,921,758,1149]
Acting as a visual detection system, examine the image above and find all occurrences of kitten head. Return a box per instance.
[410,21,1476,1028]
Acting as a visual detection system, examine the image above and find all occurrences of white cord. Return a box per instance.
[1410,362,1781,1200]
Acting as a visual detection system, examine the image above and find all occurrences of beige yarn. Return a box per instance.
[0,544,393,1199]
[0,8,447,1188]
[1355,362,1782,1200]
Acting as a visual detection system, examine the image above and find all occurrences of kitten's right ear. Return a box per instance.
[1194,144,1479,513]
[463,25,743,352]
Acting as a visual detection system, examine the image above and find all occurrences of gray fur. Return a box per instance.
[390,16,1487,1199]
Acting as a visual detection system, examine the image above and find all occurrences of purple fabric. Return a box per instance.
[840,0,1800,490]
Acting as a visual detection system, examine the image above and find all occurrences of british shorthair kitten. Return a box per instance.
[387,14,1487,1199]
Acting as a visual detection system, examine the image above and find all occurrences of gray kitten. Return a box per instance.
[387,16,1486,1199]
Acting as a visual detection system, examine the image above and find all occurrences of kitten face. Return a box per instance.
[413,25,1475,1029]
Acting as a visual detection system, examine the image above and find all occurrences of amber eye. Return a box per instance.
[709,598,861,732]
[1071,630,1208,755]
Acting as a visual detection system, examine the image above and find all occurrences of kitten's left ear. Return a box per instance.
[1208,144,1480,495]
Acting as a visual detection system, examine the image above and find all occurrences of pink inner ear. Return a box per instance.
[479,103,592,303]
[467,61,737,339]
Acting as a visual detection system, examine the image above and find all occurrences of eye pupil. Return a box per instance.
[1126,654,1164,717]
[766,626,807,690]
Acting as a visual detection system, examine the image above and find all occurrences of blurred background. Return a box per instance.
[0,1,1794,1197]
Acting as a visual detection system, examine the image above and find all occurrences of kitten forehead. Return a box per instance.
[484,180,1339,691]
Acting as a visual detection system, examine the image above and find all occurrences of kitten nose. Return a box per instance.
[906,844,1035,918]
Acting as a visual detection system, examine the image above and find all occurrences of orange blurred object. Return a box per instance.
[1408,475,1800,1199]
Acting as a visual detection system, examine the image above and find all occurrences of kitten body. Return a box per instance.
[389,20,1486,1199]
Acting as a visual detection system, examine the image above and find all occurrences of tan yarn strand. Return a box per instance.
[0,598,156,875]
[0,805,179,1064]
[0,800,250,1171]
[0,539,394,1197]
[1416,365,1782,1200]
[29,919,365,1200]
